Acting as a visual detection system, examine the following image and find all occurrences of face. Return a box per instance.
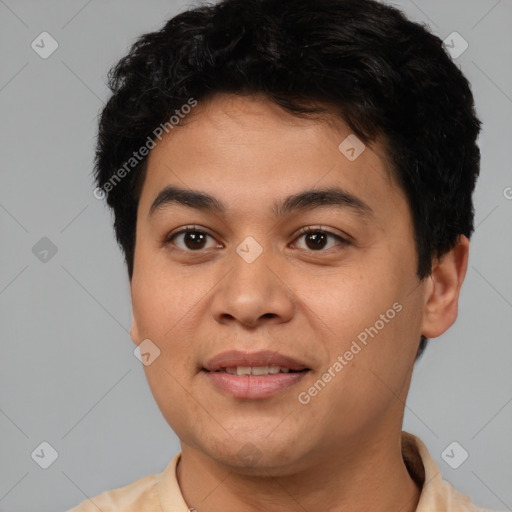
[130,93,429,474]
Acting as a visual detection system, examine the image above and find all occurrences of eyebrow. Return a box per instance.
[148,185,374,219]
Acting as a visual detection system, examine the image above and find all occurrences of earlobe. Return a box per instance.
[421,235,470,339]
[130,315,140,345]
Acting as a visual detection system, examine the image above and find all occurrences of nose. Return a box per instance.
[210,245,295,328]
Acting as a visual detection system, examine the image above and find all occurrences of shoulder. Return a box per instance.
[66,469,162,512]
[401,432,496,512]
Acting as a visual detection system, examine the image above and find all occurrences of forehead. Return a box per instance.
[138,93,403,220]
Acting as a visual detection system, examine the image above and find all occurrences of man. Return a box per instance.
[70,0,491,510]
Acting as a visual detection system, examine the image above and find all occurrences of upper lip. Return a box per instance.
[204,350,310,372]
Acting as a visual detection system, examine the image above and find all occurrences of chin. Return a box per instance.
[214,450,305,477]
[197,432,310,475]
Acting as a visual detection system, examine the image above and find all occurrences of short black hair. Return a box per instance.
[93,0,481,358]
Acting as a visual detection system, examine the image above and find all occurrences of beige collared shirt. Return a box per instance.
[67,431,493,511]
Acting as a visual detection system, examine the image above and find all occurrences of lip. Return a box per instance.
[202,350,311,399]
[203,350,309,372]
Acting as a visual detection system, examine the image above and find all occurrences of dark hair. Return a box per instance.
[93,0,481,358]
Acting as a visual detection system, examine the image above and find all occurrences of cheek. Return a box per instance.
[142,363,200,445]
[296,260,420,390]
[296,265,400,337]
[300,302,421,440]
[131,251,212,371]
[131,253,196,338]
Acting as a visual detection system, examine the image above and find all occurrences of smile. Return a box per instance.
[216,366,306,376]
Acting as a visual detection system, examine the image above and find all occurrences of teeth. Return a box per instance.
[250,366,269,376]
[225,366,295,376]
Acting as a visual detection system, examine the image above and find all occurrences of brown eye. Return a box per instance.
[182,231,208,250]
[303,232,328,250]
[166,229,219,251]
[294,228,349,251]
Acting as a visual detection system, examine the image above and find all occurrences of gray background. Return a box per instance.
[0,0,511,511]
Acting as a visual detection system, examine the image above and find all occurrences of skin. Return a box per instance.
[129,93,469,512]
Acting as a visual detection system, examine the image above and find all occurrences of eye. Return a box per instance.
[163,226,349,252]
[164,226,221,251]
[293,227,349,251]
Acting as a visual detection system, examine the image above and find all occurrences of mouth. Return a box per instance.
[202,351,311,399]
[209,365,309,376]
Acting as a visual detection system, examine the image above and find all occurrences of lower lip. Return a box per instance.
[203,370,309,399]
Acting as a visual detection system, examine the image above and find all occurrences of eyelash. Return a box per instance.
[163,225,350,252]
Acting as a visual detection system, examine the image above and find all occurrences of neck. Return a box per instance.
[176,431,421,512]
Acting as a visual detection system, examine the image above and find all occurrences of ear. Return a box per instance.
[130,315,141,346]
[421,235,470,339]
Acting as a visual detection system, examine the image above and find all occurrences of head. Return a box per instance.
[94,0,480,472]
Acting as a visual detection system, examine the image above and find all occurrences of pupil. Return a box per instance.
[185,231,206,250]
[306,232,326,250]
